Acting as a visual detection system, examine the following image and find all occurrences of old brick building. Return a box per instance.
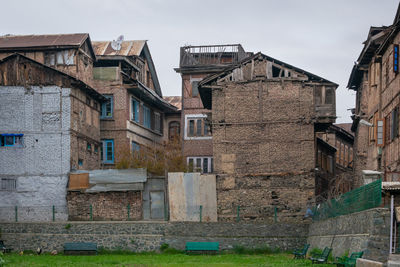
[348,5,400,185]
[199,52,337,221]
[0,52,103,221]
[316,124,354,199]
[175,45,250,173]
[92,40,178,167]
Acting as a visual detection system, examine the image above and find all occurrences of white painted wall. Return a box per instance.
[0,86,71,221]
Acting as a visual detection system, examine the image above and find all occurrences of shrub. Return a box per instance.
[160,243,169,252]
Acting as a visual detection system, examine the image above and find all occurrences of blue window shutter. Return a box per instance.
[102,139,114,163]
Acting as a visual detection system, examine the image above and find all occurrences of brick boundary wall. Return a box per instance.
[307,208,390,263]
[0,222,308,252]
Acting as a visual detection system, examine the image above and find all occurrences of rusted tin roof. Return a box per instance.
[92,40,146,56]
[163,96,182,110]
[0,33,89,49]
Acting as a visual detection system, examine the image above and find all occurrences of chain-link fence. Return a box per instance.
[312,179,382,221]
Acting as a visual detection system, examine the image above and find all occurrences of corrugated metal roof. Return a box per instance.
[0,33,89,49]
[382,182,400,190]
[92,40,146,56]
[163,96,182,110]
[71,168,147,192]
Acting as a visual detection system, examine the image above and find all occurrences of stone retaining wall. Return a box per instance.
[0,221,308,252]
[307,208,390,263]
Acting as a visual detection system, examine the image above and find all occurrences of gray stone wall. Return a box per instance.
[307,208,390,263]
[0,221,308,252]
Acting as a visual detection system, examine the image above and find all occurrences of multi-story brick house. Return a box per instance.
[348,5,400,186]
[0,50,103,221]
[198,52,337,221]
[92,40,178,167]
[174,45,250,173]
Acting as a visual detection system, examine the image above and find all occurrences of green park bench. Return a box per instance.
[185,242,219,254]
[293,244,310,259]
[63,242,98,255]
[334,251,364,267]
[309,247,332,264]
[0,240,12,253]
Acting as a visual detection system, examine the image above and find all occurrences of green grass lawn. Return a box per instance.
[2,252,335,267]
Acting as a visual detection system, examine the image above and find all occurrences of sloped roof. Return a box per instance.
[334,123,353,134]
[163,96,182,110]
[0,33,89,49]
[199,52,337,109]
[0,53,105,102]
[200,52,338,87]
[92,40,146,56]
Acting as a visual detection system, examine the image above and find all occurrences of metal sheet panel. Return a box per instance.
[150,191,164,220]
[168,172,217,222]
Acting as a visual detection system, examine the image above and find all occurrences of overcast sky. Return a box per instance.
[1,0,398,123]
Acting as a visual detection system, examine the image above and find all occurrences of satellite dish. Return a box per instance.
[111,35,124,51]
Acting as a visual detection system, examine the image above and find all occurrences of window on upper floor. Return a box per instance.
[131,98,140,123]
[154,112,161,133]
[44,51,75,66]
[185,115,211,140]
[0,134,24,147]
[143,105,151,129]
[191,81,199,97]
[101,95,113,119]
[101,139,114,164]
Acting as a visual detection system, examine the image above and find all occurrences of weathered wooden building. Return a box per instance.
[198,52,337,221]
[348,4,400,185]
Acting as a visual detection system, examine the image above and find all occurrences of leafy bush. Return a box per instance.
[160,243,169,252]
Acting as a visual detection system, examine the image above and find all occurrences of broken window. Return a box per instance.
[272,66,280,77]
[101,95,113,119]
[0,134,23,147]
